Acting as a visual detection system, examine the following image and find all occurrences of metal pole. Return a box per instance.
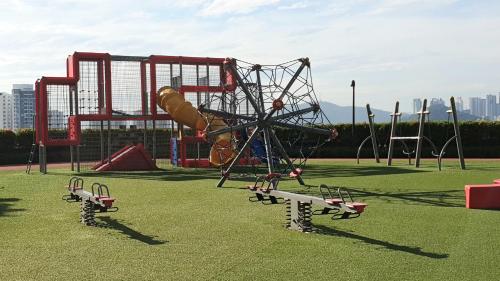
[107,120,111,164]
[450,97,466,169]
[143,120,148,149]
[367,104,380,163]
[268,129,305,185]
[100,121,104,164]
[70,145,74,171]
[351,80,355,136]
[387,101,399,166]
[76,144,80,173]
[43,145,47,174]
[152,120,157,163]
[415,99,427,168]
[39,142,46,174]
[255,65,274,174]
[217,126,261,187]
[262,59,309,121]
[225,61,264,117]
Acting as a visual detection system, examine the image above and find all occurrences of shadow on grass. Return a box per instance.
[300,164,425,178]
[315,225,448,259]
[75,169,222,182]
[285,187,464,208]
[0,198,25,217]
[71,163,424,184]
[97,216,167,245]
[349,188,464,208]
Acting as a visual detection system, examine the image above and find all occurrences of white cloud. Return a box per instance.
[365,0,459,15]
[278,1,310,10]
[200,0,280,16]
[0,0,499,113]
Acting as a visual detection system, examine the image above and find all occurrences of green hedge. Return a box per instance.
[0,130,16,153]
[275,121,500,158]
[1,121,500,165]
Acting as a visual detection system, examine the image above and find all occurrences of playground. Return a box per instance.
[0,51,499,281]
[0,159,499,281]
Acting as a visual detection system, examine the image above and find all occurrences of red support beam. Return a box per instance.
[140,60,148,115]
[180,85,224,93]
[104,53,112,117]
[34,80,41,144]
[97,59,104,113]
[149,55,225,65]
[150,62,157,116]
[38,52,227,148]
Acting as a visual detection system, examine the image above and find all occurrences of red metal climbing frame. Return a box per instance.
[36,52,234,171]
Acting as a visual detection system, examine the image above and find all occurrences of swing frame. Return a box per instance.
[386,97,465,170]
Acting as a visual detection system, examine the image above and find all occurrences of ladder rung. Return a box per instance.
[391,136,420,140]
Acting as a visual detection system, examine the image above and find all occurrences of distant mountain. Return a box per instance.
[315,101,481,124]
[317,101,392,123]
[401,103,481,121]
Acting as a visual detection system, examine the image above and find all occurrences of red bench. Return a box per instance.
[465,184,500,209]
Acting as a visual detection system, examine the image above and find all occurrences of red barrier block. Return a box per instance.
[465,184,500,209]
[494,179,500,184]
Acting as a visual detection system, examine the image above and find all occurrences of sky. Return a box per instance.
[0,0,499,112]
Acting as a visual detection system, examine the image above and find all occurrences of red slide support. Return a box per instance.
[93,144,157,171]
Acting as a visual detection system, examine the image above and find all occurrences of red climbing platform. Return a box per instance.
[93,144,157,171]
[465,183,500,209]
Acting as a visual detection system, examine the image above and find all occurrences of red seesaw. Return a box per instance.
[247,173,367,232]
[63,177,117,225]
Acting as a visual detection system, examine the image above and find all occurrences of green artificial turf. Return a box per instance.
[1,159,499,281]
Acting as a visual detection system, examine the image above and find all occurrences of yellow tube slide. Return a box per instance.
[157,86,237,167]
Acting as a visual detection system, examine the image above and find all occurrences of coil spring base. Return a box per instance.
[80,200,96,226]
[285,199,291,228]
[297,202,312,232]
[285,199,313,232]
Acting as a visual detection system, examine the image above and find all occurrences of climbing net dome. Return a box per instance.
[200,57,336,187]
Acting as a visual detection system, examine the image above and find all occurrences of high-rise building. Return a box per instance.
[469,97,486,117]
[430,98,445,106]
[412,98,422,114]
[12,84,35,130]
[498,92,500,117]
[479,98,486,117]
[47,110,65,129]
[455,97,464,112]
[486,94,497,118]
[0,92,14,129]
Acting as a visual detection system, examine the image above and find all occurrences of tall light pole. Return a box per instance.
[351,80,355,137]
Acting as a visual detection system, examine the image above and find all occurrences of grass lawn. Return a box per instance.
[1,159,499,281]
